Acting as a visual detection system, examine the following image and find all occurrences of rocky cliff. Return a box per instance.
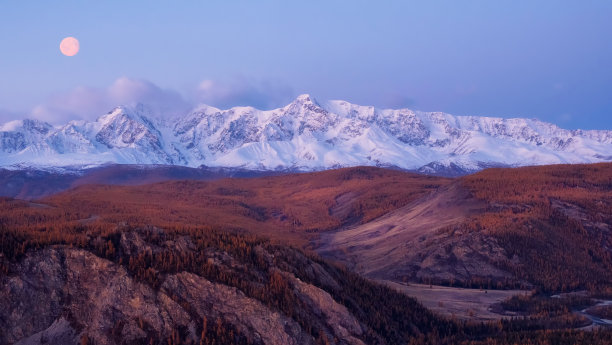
[0,227,442,345]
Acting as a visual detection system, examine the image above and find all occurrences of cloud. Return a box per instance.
[107,78,190,115]
[18,77,295,124]
[30,77,191,124]
[559,113,572,122]
[195,78,294,110]
[378,93,416,109]
[0,108,26,125]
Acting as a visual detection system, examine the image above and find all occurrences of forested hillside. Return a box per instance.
[1,219,611,344]
[460,163,612,292]
[1,165,612,344]
[37,167,448,246]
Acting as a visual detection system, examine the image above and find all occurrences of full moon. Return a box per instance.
[59,37,80,56]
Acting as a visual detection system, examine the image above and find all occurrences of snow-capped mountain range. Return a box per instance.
[1,94,611,174]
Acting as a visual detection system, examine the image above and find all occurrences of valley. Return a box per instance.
[1,163,612,344]
[381,281,528,321]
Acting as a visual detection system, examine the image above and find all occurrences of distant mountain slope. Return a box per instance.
[0,165,284,199]
[1,95,611,173]
[318,182,493,282]
[38,167,448,246]
[321,163,612,293]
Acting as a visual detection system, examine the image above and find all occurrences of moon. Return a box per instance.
[60,37,80,56]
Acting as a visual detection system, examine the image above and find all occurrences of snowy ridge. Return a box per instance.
[1,94,611,174]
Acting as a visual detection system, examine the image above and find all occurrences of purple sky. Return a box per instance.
[0,1,611,129]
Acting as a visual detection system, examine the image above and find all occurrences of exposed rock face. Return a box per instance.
[289,275,365,345]
[161,273,313,345]
[0,249,66,344]
[0,247,193,345]
[0,230,373,345]
[15,318,77,345]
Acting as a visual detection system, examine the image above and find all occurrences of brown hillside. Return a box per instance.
[461,163,612,292]
[32,166,448,246]
[319,163,612,293]
[3,165,612,343]
[3,163,612,293]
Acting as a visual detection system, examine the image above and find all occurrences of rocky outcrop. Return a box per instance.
[289,274,365,345]
[162,273,313,345]
[0,230,374,345]
[0,249,67,344]
[1,247,194,345]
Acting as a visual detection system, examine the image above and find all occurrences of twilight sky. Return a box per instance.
[1,1,611,129]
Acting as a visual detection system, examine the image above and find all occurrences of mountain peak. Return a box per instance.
[22,119,53,134]
[1,97,611,173]
[97,104,155,125]
[293,94,318,105]
[0,119,52,134]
